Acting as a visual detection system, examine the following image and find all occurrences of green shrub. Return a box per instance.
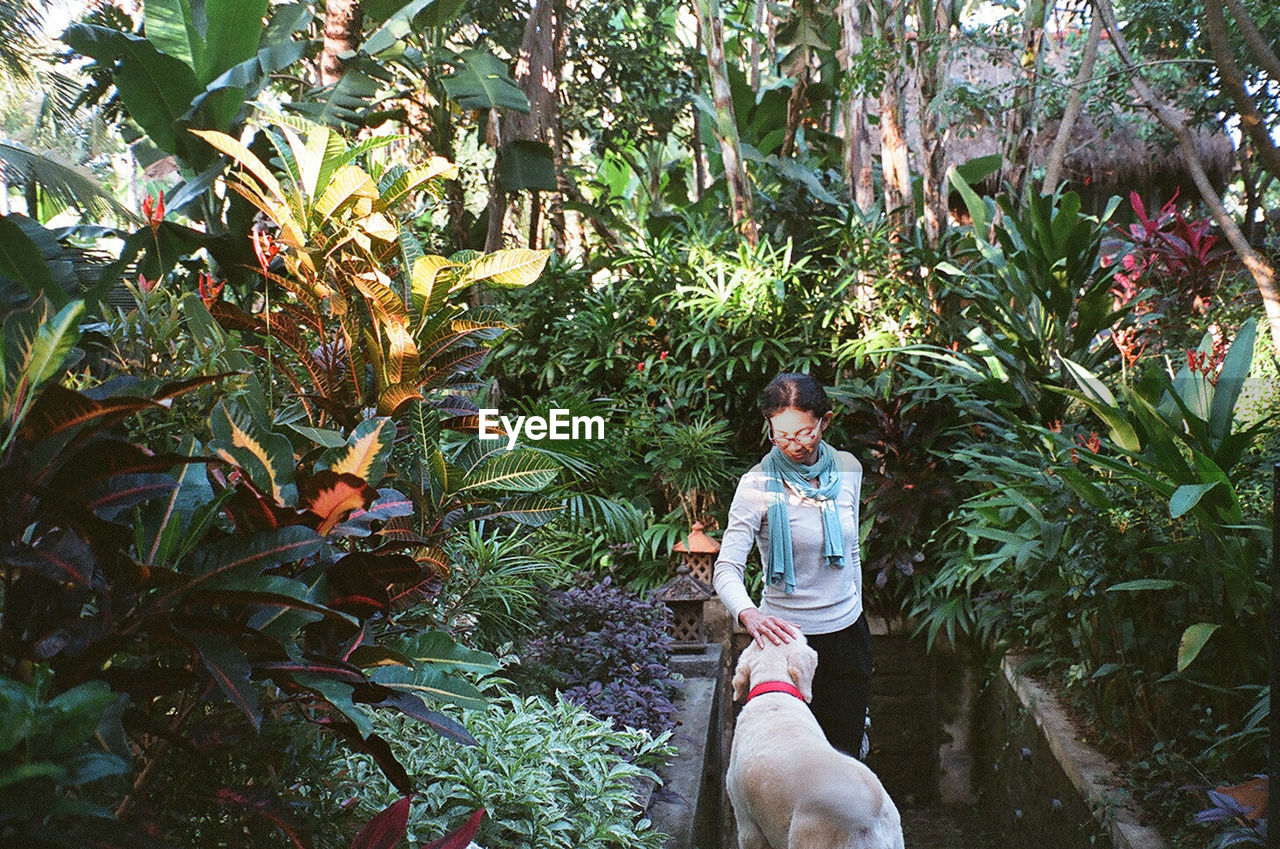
[331,694,675,849]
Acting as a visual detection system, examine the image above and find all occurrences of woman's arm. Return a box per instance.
[713,469,799,646]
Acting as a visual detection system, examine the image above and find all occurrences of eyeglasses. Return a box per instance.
[768,421,824,448]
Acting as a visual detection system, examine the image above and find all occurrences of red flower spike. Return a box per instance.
[637,361,644,372]
[252,229,281,270]
[142,191,165,230]
[659,350,668,361]
[137,273,158,293]
[198,272,226,304]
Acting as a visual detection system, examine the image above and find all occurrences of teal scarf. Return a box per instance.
[762,443,845,594]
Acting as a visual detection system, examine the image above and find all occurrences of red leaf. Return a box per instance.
[431,395,479,417]
[301,470,377,536]
[331,490,414,538]
[351,796,413,849]
[323,723,413,794]
[181,631,262,730]
[421,808,485,849]
[3,529,95,586]
[20,384,156,441]
[254,658,367,685]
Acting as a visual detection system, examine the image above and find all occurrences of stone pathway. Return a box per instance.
[900,804,998,849]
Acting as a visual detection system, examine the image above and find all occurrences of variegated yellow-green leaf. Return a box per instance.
[378,381,423,417]
[458,495,563,526]
[382,321,419,387]
[460,248,549,289]
[457,449,559,492]
[224,182,308,254]
[388,631,500,674]
[314,164,378,221]
[381,156,458,208]
[360,211,399,243]
[368,666,486,710]
[327,417,395,484]
[411,255,460,310]
[189,128,286,205]
[209,401,294,504]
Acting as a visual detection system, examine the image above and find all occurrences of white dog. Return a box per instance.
[727,634,904,849]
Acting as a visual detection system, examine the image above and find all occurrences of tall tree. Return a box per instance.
[485,0,561,252]
[320,0,363,85]
[694,0,758,244]
[1203,0,1280,177]
[837,0,875,210]
[912,0,954,246]
[1001,0,1050,204]
[1043,10,1103,191]
[869,0,914,235]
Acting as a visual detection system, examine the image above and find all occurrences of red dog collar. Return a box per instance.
[747,681,805,702]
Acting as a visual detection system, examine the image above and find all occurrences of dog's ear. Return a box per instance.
[788,645,819,703]
[732,644,757,703]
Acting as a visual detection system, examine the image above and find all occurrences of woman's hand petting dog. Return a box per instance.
[739,608,801,647]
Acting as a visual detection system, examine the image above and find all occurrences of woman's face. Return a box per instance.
[767,406,830,464]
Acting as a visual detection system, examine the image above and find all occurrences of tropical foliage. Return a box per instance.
[0,0,1277,844]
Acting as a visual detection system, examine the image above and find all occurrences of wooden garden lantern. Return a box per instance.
[672,521,719,585]
[655,562,713,649]
[655,523,719,649]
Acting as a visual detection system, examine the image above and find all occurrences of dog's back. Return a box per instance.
[728,637,904,849]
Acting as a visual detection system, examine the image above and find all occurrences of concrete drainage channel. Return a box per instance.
[979,654,1171,849]
[644,608,1171,849]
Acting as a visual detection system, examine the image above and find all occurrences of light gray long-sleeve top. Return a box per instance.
[712,449,864,635]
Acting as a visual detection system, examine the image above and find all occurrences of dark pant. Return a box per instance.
[807,613,873,759]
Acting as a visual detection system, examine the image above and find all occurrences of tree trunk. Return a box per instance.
[1203,0,1280,177]
[691,101,707,200]
[691,16,708,200]
[870,0,914,235]
[1222,0,1280,81]
[549,0,570,252]
[781,70,811,159]
[1000,0,1049,204]
[694,0,758,244]
[1237,141,1261,244]
[483,109,507,254]
[1091,0,1280,353]
[912,0,952,246]
[320,0,363,86]
[838,0,875,211]
[749,0,767,90]
[1044,10,1102,192]
[487,0,560,253]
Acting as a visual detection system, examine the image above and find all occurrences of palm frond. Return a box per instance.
[0,140,137,225]
[0,0,49,84]
[560,493,647,540]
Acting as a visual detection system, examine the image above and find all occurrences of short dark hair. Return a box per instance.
[758,373,831,419]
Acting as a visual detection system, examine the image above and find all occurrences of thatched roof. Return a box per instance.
[868,33,1236,211]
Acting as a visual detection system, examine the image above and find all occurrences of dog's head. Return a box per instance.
[731,634,818,704]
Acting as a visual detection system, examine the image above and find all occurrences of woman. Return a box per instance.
[712,372,872,759]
